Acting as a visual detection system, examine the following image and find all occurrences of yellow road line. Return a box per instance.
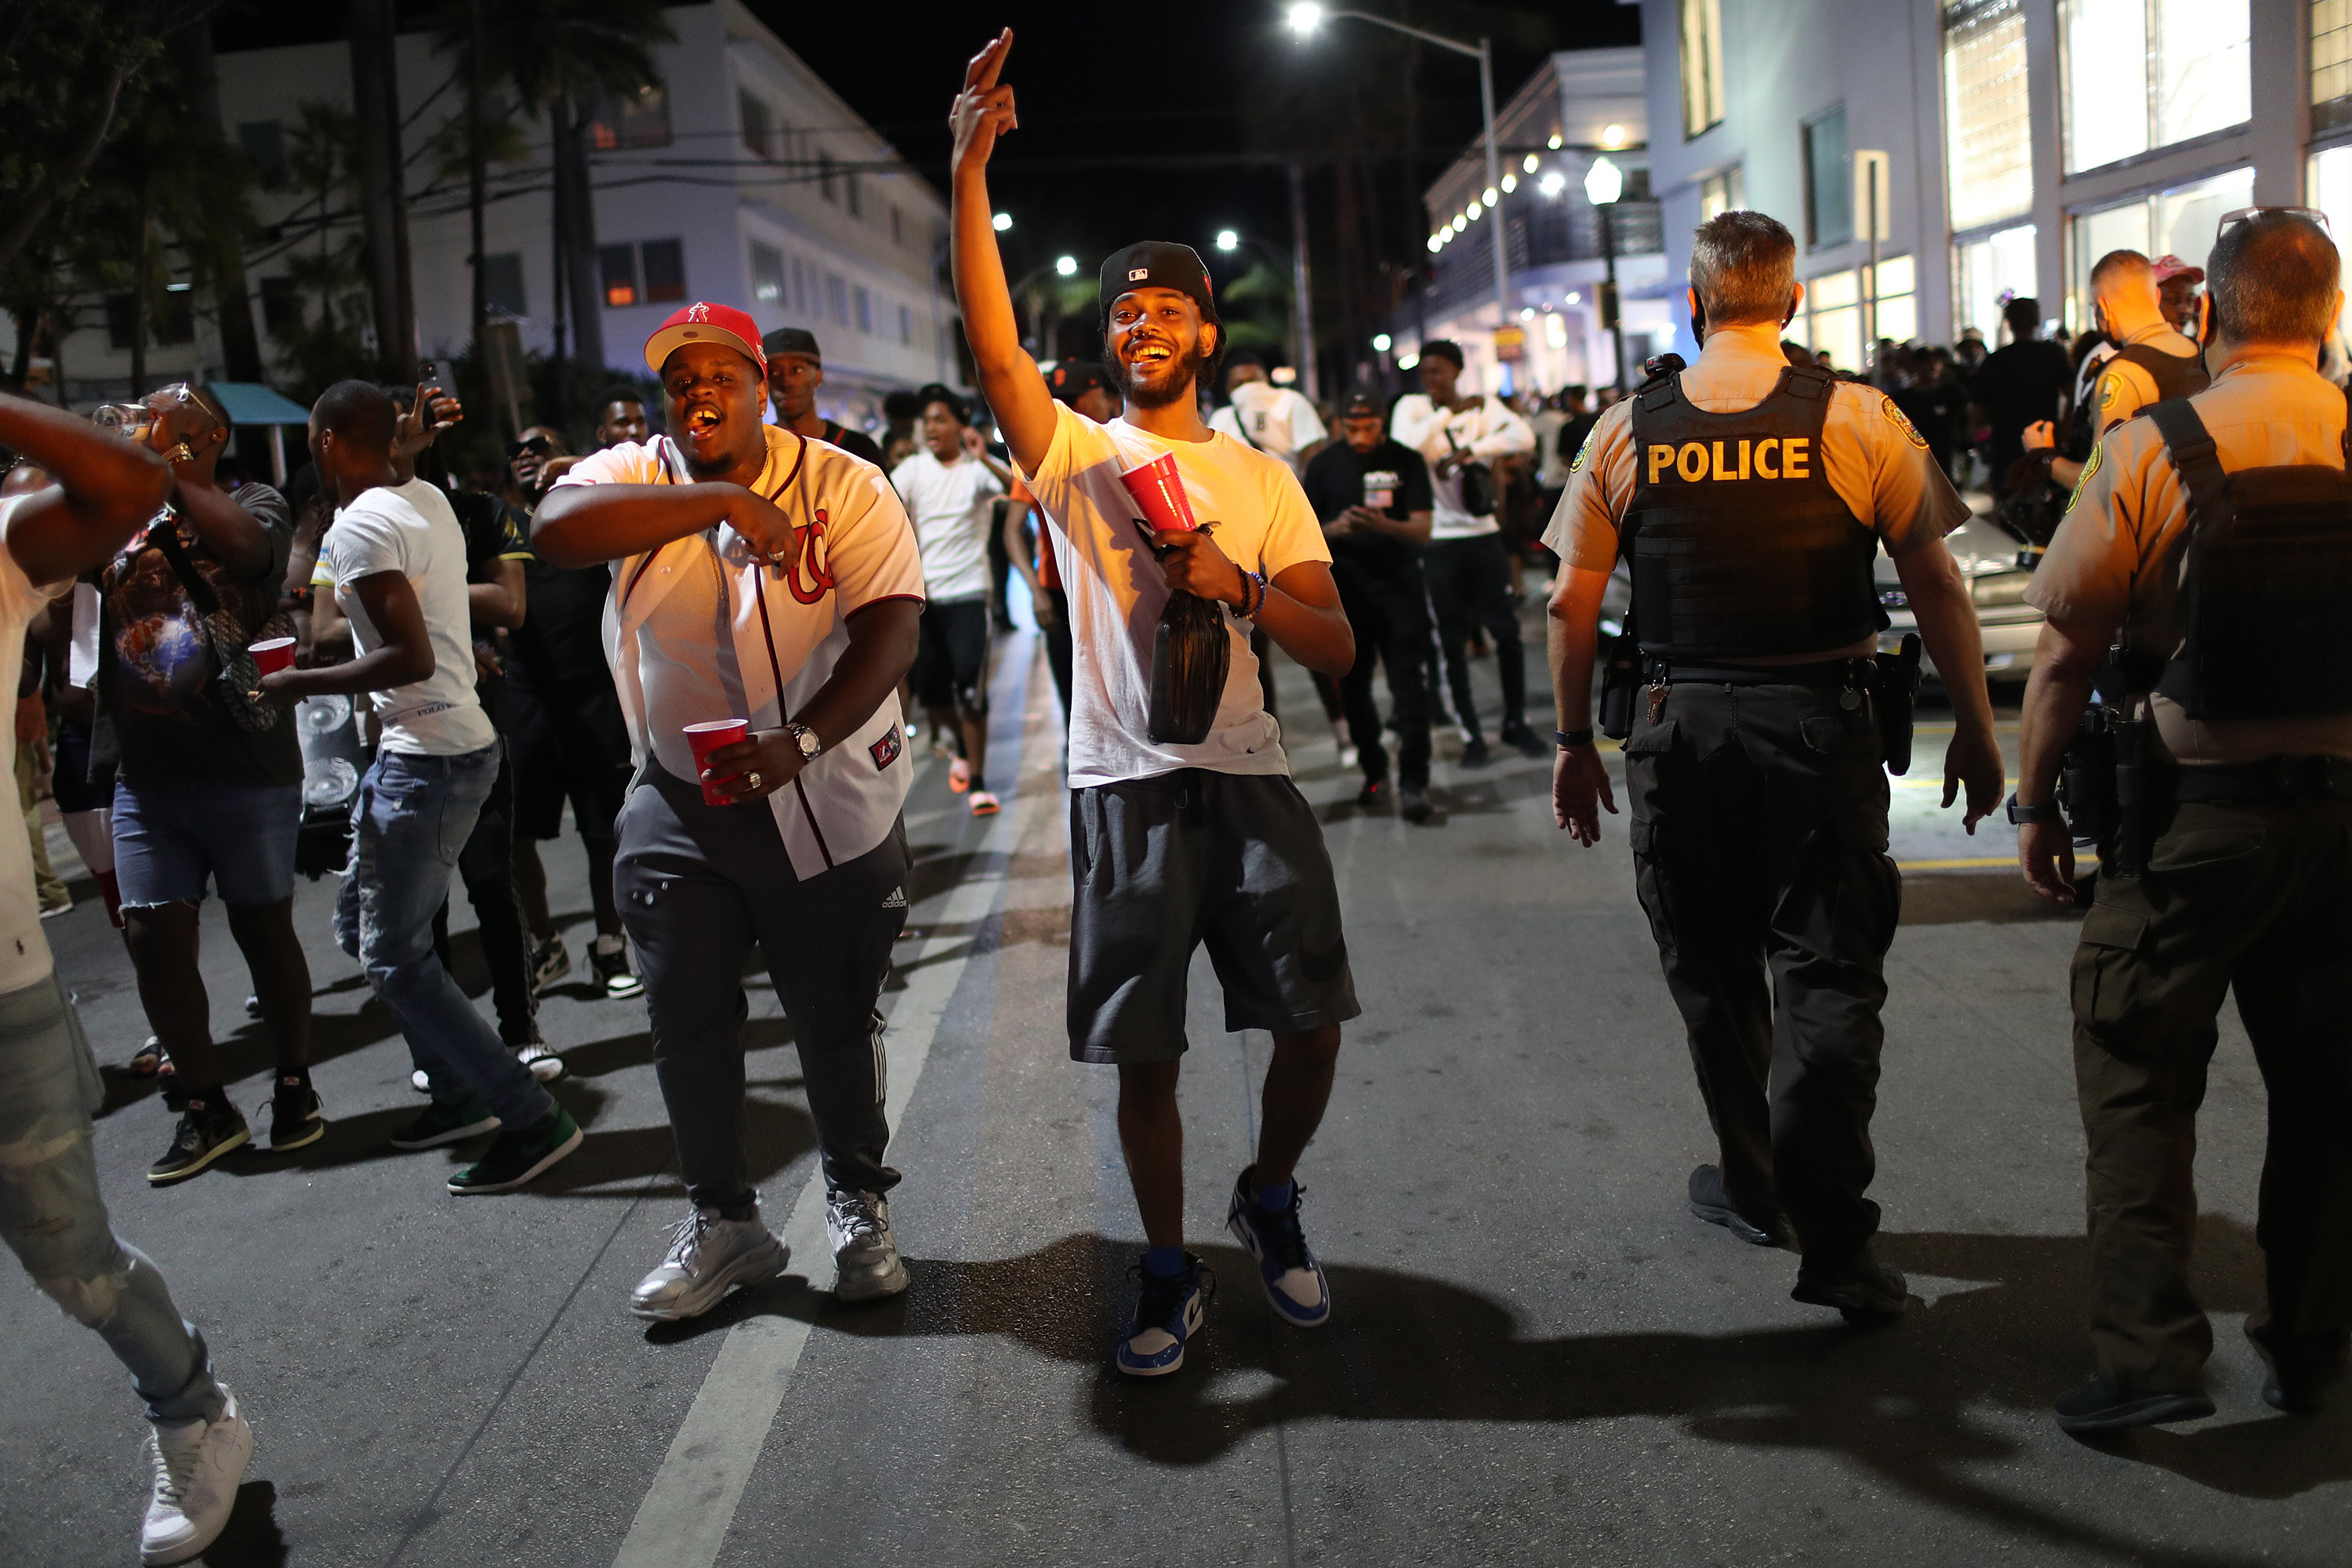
[1897,856,2016,870]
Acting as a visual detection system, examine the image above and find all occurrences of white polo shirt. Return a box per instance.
[552,427,926,879]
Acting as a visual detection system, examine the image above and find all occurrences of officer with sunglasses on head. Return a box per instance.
[2016,206,2352,1433]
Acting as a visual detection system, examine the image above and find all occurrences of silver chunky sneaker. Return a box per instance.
[628,1206,786,1322]
[826,1190,909,1301]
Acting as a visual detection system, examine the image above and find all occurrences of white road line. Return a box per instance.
[611,649,1047,1568]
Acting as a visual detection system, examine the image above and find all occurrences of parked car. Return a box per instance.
[1875,495,2043,688]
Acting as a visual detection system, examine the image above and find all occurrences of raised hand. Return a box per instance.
[951,29,1018,180]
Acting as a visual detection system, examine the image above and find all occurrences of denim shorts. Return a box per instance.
[112,780,304,908]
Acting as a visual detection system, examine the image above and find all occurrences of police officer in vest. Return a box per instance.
[1546,211,2005,1319]
[2016,209,2352,1432]
[2020,249,2209,493]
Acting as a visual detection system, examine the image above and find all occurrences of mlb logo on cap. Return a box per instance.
[644,301,768,376]
[1128,268,1149,281]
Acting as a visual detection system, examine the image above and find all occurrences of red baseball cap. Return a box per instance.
[2152,254,2205,285]
[644,302,768,377]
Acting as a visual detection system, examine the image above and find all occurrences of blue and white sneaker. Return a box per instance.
[1225,1165,1331,1328]
[1116,1254,1213,1377]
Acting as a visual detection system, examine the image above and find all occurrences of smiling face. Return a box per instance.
[662,342,769,479]
[920,400,965,461]
[1105,287,1218,411]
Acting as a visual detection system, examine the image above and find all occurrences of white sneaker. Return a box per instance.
[140,1388,253,1566]
[628,1206,786,1321]
[826,1190,910,1301]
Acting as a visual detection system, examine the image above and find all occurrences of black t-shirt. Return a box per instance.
[1969,339,2072,454]
[1301,438,1432,583]
[449,490,532,726]
[1891,381,1965,469]
[94,481,303,789]
[821,419,886,469]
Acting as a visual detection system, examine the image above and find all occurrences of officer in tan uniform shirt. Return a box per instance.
[2016,209,2352,1432]
[1547,210,2004,1323]
[2022,249,2208,491]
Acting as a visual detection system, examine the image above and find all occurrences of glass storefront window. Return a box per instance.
[1807,268,1861,369]
[2061,0,2249,174]
[1681,0,1726,138]
[1955,223,2038,343]
[1944,0,2034,231]
[2318,0,2352,133]
[2063,169,2250,332]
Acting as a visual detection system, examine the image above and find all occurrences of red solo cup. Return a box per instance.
[249,637,297,677]
[1117,452,1198,533]
[684,718,750,806]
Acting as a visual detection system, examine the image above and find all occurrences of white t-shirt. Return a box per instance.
[1018,401,1331,788]
[0,495,67,994]
[1208,382,1327,476]
[1388,391,1537,539]
[891,448,1001,603]
[553,427,925,880]
[318,478,498,757]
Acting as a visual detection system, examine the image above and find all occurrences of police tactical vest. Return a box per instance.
[2111,341,2211,405]
[2144,389,2352,720]
[1624,361,1884,659]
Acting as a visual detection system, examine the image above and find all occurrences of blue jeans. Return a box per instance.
[112,779,303,908]
[335,746,551,1129]
[0,972,224,1425]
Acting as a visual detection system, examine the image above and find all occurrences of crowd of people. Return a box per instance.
[4,26,2349,1566]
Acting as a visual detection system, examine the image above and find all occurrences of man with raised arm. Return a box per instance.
[950,30,1361,1378]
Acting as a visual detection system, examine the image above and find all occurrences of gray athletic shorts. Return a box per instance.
[1068,769,1360,1064]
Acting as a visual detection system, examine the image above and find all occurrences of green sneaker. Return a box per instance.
[387,1091,500,1150]
[448,1105,583,1195]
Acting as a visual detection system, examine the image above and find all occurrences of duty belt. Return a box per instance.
[1642,657,1869,689]
[2171,754,2352,804]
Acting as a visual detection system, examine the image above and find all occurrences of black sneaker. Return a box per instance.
[528,935,572,997]
[1459,737,1490,768]
[2247,1325,2343,1415]
[147,1097,250,1185]
[1399,786,1433,823]
[590,935,643,1000]
[1355,779,1387,810]
[388,1091,501,1149]
[2052,1374,2214,1433]
[448,1105,583,1194]
[1499,720,1548,760]
[1791,1251,1909,1320]
[264,1079,325,1152]
[1686,1164,1792,1247]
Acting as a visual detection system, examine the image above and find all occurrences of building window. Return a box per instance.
[259,275,303,336]
[2061,0,2249,174]
[641,239,685,303]
[1805,268,1862,370]
[2064,167,2252,328]
[1802,106,1850,250]
[2318,0,2352,132]
[819,153,837,203]
[855,285,873,333]
[899,303,913,345]
[1679,0,1726,138]
[739,92,771,159]
[586,83,670,151]
[1953,222,2037,343]
[104,289,194,350]
[483,252,526,317]
[1944,0,2032,231]
[2312,143,2352,334]
[1699,166,1745,220]
[826,271,848,325]
[600,245,640,308]
[752,241,785,305]
[1871,254,1918,344]
[237,121,285,187]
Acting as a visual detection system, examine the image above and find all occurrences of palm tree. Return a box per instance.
[468,0,674,410]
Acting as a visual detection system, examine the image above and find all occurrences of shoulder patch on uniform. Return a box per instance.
[1569,424,1599,474]
[2065,439,2103,512]
[2097,375,2122,412]
[1880,394,1929,449]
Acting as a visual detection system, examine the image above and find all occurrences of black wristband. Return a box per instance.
[1555,728,1595,749]
[2005,793,2063,826]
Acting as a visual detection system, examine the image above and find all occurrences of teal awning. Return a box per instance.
[206,381,311,426]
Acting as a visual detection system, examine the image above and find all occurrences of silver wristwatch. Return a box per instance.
[786,723,822,762]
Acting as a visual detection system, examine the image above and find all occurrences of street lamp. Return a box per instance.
[1213,227,1316,397]
[1054,254,1077,276]
[1371,332,1392,352]
[1215,229,1239,252]
[1584,156,1625,396]
[1288,5,1510,393]
[992,212,1012,232]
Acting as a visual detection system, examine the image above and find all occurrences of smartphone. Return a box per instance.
[418,360,438,385]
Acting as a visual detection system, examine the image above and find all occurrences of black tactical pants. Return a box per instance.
[1334,565,1433,792]
[1623,677,1900,1272]
[2073,798,2352,1392]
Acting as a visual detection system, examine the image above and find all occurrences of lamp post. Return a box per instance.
[1214,226,1316,396]
[1584,154,1624,397]
[1288,4,1505,390]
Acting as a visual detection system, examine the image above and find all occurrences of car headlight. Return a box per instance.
[1969,569,2034,608]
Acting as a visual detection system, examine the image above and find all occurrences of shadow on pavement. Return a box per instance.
[200,1479,286,1566]
[729,1221,2345,1568]
[1901,870,2087,927]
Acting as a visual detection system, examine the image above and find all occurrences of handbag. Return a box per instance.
[144,517,293,734]
[1443,426,1499,517]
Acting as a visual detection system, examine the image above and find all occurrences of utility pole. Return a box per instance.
[1478,35,1510,396]
[1287,160,1318,401]
[349,0,416,381]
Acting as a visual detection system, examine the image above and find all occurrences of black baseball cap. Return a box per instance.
[1098,241,1220,326]
[1339,388,1383,419]
[761,327,822,364]
[1419,339,1466,369]
[1049,361,1112,404]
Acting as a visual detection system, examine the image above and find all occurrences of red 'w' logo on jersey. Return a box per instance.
[782,507,835,604]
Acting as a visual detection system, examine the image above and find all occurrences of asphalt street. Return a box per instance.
[4,601,2348,1568]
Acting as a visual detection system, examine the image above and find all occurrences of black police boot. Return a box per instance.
[1686,1164,1791,1247]
[2052,1374,2214,1434]
[1791,1250,1908,1321]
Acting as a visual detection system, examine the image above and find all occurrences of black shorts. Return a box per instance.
[912,598,990,713]
[1067,770,1359,1063]
[506,671,633,843]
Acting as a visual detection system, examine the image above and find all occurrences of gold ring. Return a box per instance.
[746,771,763,790]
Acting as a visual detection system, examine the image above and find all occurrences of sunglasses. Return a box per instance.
[2216,206,2333,239]
[92,382,210,445]
[509,436,551,459]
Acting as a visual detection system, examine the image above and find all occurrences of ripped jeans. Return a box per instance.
[333,745,550,1130]
[0,971,224,1425]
